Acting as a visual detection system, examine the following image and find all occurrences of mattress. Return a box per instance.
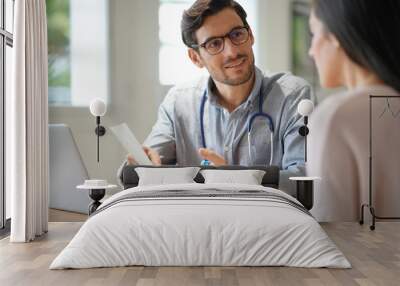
[50,183,350,269]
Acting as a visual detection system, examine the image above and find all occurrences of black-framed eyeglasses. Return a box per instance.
[191,26,250,55]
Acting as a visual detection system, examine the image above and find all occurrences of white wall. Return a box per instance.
[257,0,292,73]
[48,0,293,186]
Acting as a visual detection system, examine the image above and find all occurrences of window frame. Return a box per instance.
[0,0,14,232]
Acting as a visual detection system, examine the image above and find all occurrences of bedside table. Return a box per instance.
[289,177,320,210]
[77,180,117,215]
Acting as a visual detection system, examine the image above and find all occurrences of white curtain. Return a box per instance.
[9,0,49,242]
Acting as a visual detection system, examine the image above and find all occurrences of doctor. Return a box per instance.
[120,0,314,193]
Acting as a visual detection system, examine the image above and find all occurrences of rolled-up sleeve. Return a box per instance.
[282,85,314,169]
[116,88,179,187]
[279,85,314,195]
[143,88,177,165]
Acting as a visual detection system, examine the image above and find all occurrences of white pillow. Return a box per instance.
[200,169,266,185]
[136,167,200,186]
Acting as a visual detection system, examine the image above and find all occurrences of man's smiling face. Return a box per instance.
[190,7,255,86]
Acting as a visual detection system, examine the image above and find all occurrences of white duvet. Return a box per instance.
[50,183,350,269]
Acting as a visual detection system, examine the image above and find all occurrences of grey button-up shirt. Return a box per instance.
[119,67,314,195]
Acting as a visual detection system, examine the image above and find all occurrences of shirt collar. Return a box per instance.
[244,67,263,109]
[205,78,220,107]
[205,67,263,110]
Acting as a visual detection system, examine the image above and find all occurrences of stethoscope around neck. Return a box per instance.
[199,80,276,166]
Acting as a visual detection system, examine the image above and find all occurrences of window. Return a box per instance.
[47,0,70,105]
[1,0,14,231]
[291,1,317,92]
[47,0,109,106]
[159,0,258,86]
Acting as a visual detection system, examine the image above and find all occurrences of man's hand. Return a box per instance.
[126,146,162,166]
[198,148,226,166]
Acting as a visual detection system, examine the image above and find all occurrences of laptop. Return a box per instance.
[49,124,91,214]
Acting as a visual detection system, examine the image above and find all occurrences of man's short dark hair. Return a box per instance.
[181,0,249,48]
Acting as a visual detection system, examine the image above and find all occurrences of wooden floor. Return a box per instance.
[0,209,87,240]
[48,208,87,222]
[1,221,399,286]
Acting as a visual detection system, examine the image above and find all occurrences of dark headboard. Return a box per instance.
[121,165,280,189]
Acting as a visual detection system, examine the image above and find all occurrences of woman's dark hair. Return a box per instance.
[181,0,249,48]
[312,0,400,92]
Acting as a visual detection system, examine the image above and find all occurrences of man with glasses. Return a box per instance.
[120,0,314,194]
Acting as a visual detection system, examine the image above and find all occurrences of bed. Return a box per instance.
[50,166,350,269]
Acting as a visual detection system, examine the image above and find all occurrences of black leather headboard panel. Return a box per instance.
[121,165,280,189]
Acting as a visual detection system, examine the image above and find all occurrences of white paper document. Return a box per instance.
[110,123,152,165]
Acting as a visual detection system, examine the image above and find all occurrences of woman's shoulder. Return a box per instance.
[311,85,398,128]
[310,90,349,130]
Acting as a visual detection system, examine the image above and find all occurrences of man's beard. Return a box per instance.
[215,55,255,86]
